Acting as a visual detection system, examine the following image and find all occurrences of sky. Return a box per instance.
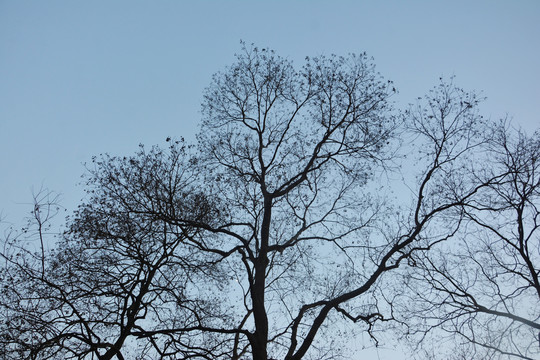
[0,1,539,358]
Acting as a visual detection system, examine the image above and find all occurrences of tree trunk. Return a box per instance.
[251,196,272,360]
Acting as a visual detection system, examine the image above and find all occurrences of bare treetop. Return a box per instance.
[1,44,537,360]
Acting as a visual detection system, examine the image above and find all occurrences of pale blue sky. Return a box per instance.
[0,1,539,357]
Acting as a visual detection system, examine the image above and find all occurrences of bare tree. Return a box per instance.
[190,44,399,360]
[140,48,495,360]
[0,144,230,359]
[398,121,540,359]
[0,45,512,360]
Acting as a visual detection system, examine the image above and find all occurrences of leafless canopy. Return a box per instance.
[1,44,536,360]
[400,122,540,360]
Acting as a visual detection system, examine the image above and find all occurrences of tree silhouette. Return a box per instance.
[1,45,534,359]
[399,123,540,360]
[0,145,229,359]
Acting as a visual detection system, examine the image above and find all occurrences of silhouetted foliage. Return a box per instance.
[0,145,230,359]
